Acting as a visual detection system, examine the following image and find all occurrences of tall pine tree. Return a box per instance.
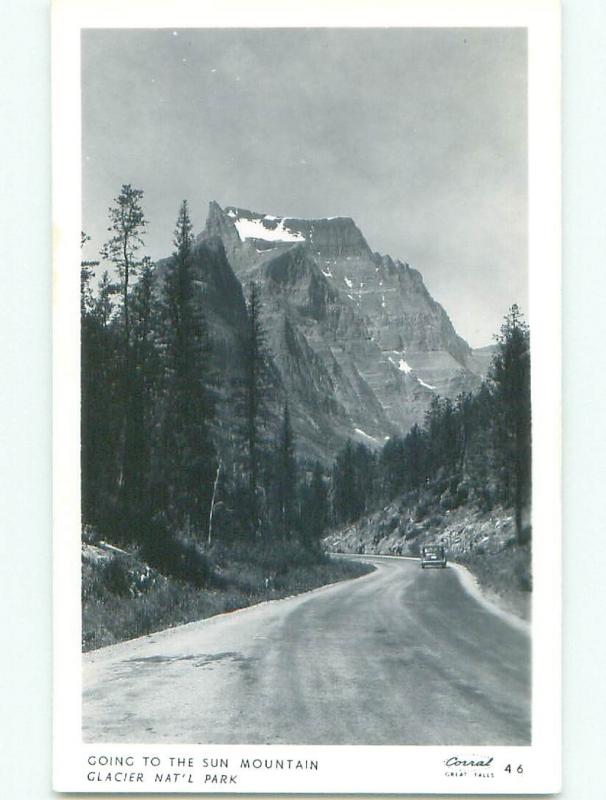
[100,185,147,356]
[489,304,531,543]
[276,402,297,538]
[81,233,124,527]
[304,461,328,550]
[126,258,161,526]
[100,185,148,519]
[160,200,217,536]
[242,281,272,538]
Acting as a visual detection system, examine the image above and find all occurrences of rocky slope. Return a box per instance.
[325,501,531,620]
[198,204,488,460]
[154,203,493,463]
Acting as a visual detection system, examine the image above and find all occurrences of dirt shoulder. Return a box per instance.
[454,547,531,622]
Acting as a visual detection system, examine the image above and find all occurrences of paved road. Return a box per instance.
[83,556,530,745]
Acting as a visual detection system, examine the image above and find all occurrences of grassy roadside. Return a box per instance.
[454,544,531,621]
[82,544,373,652]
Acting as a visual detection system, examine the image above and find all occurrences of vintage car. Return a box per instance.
[420,545,447,569]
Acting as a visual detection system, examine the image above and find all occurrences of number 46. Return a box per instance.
[505,764,524,774]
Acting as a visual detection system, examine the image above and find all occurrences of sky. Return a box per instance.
[82,28,527,348]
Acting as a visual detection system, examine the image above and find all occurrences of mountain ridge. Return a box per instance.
[189,202,492,462]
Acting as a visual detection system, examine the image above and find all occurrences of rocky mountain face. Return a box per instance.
[155,236,282,464]
[192,203,489,463]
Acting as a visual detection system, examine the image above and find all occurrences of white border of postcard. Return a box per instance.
[52,0,561,793]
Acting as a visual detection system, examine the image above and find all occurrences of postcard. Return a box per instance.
[52,0,561,793]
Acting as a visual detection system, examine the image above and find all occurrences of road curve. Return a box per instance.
[83,555,530,745]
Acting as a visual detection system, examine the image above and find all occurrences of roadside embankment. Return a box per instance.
[82,539,373,652]
[325,502,531,622]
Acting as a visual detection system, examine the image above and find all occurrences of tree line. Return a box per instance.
[82,184,531,583]
[81,185,328,582]
[331,305,532,544]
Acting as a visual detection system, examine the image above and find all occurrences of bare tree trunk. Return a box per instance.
[207,460,222,545]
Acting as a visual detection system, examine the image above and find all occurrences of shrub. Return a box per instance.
[81,564,107,602]
[477,484,497,512]
[102,557,133,597]
[408,540,421,556]
[82,550,373,651]
[252,539,320,575]
[440,490,455,511]
[401,491,418,508]
[81,525,98,545]
[414,501,430,522]
[405,524,423,540]
[141,520,212,588]
[455,481,469,505]
[428,513,443,528]
[435,475,449,495]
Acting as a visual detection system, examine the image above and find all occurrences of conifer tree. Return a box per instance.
[126,258,161,523]
[333,441,377,523]
[81,239,120,526]
[160,200,217,535]
[305,461,328,549]
[489,304,531,542]
[95,271,116,330]
[333,440,358,523]
[243,281,271,538]
[100,185,148,520]
[277,402,297,538]
[80,231,97,317]
[455,392,474,473]
[100,185,147,356]
[402,423,426,490]
[380,436,406,499]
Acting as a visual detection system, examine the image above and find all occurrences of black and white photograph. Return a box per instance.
[51,0,561,793]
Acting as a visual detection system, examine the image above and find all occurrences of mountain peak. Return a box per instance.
[224,206,307,244]
[193,200,483,456]
[206,204,372,259]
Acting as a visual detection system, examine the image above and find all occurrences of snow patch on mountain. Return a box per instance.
[387,354,413,375]
[354,427,379,444]
[417,377,436,391]
[231,214,305,243]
